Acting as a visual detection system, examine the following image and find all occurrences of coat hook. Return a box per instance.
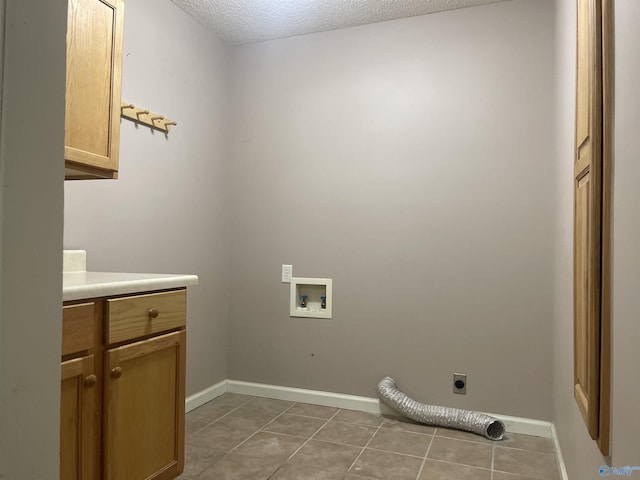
[120,101,177,133]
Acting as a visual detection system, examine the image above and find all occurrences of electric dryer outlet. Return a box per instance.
[453,373,467,394]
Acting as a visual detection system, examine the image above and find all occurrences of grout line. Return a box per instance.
[272,412,337,421]
[345,420,384,475]
[281,406,342,463]
[416,457,494,471]
[435,430,551,454]
[415,430,436,480]
[492,444,557,454]
[434,432,496,446]
[491,443,495,480]
[259,430,319,441]
[229,402,297,453]
[491,467,552,480]
[364,447,426,460]
[186,395,254,436]
[377,423,434,438]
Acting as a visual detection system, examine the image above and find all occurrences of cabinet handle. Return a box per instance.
[111,366,122,379]
[148,308,159,319]
[84,374,97,388]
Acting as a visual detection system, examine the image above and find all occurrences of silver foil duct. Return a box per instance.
[377,377,505,441]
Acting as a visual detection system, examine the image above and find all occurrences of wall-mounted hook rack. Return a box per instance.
[120,102,177,133]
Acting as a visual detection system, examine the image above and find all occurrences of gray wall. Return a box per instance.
[0,0,66,478]
[552,0,640,475]
[64,0,232,395]
[228,0,556,420]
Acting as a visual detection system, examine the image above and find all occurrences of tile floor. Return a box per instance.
[178,393,561,480]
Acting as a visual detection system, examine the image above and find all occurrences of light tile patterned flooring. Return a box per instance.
[179,393,561,480]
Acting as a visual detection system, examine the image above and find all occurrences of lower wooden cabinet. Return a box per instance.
[61,289,187,480]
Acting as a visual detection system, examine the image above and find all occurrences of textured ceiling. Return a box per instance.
[170,0,510,45]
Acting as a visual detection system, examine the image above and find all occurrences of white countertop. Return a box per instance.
[63,271,199,302]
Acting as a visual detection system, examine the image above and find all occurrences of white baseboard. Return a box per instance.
[226,379,397,415]
[185,379,228,412]
[551,423,570,480]
[186,379,554,438]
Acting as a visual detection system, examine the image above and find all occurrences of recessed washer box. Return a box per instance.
[290,277,332,319]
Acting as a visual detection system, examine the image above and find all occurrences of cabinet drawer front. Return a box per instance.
[106,290,186,344]
[62,302,95,356]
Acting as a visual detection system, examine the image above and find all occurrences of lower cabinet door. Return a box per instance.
[104,331,186,480]
[61,355,98,480]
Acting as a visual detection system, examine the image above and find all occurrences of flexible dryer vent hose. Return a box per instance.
[377,377,505,441]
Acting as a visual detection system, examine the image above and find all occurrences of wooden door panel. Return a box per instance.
[574,0,602,441]
[104,331,185,480]
[576,0,592,142]
[61,355,97,480]
[574,169,598,428]
[575,137,591,176]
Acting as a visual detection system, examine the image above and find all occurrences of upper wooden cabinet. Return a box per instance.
[65,0,124,180]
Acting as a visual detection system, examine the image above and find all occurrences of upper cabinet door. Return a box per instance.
[573,0,602,441]
[65,0,124,180]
